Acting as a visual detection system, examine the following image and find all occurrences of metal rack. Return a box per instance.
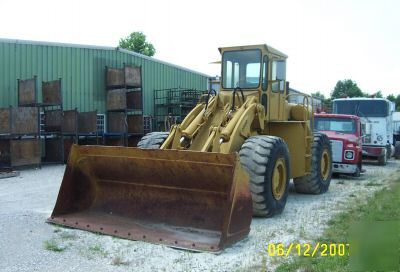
[41,78,64,164]
[104,64,143,146]
[0,77,41,168]
[154,88,205,131]
[60,109,99,161]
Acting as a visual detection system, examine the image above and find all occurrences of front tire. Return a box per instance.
[395,142,400,160]
[378,153,387,165]
[294,133,332,194]
[239,136,290,217]
[137,132,169,149]
[352,165,361,177]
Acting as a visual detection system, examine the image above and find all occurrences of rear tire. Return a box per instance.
[378,153,387,165]
[386,145,392,160]
[395,142,400,160]
[137,132,169,149]
[239,136,290,217]
[294,133,332,194]
[352,166,361,177]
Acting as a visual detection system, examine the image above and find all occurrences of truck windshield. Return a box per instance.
[314,117,356,134]
[222,49,261,89]
[333,100,388,117]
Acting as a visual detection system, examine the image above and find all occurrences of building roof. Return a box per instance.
[0,38,210,78]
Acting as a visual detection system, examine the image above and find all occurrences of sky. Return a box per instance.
[0,0,399,97]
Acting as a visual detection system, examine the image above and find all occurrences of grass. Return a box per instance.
[43,239,66,252]
[276,173,400,272]
[88,244,108,257]
[365,181,382,187]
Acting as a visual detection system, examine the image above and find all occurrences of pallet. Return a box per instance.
[0,169,20,179]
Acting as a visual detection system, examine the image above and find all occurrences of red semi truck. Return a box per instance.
[314,113,363,177]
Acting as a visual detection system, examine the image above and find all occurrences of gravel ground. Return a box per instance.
[0,160,399,272]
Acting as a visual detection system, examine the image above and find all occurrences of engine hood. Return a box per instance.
[318,130,359,143]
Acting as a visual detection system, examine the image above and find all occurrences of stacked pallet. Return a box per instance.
[0,77,41,168]
[104,64,143,146]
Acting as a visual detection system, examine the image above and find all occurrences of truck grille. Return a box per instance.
[330,140,343,163]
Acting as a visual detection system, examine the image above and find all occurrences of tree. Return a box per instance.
[119,32,156,57]
[369,90,383,98]
[387,94,396,102]
[386,94,400,110]
[331,79,364,99]
[397,95,400,111]
[311,91,326,100]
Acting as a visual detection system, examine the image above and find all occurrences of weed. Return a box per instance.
[88,244,108,257]
[365,182,382,187]
[299,226,306,239]
[43,239,65,252]
[112,254,129,266]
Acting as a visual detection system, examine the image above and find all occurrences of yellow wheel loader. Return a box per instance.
[48,44,332,252]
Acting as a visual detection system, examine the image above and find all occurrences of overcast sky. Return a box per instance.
[1,0,399,96]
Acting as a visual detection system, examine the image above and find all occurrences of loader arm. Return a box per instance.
[161,92,265,153]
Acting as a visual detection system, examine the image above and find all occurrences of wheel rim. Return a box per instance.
[272,158,286,200]
[320,149,331,180]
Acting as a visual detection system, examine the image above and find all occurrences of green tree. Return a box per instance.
[331,79,364,99]
[119,32,156,57]
[373,90,383,98]
[396,94,400,111]
[387,94,396,102]
[311,91,326,100]
[386,94,400,110]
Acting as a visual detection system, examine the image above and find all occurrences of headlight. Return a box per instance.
[344,150,354,160]
[377,135,383,142]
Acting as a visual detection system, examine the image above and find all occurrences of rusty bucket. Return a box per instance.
[47,145,252,252]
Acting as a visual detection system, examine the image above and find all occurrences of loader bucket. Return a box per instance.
[47,145,252,252]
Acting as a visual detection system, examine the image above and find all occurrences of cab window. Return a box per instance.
[222,49,262,89]
[262,55,268,91]
[271,60,286,92]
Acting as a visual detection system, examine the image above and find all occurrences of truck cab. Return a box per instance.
[332,98,395,165]
[314,113,362,176]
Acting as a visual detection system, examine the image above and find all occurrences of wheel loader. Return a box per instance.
[48,44,332,252]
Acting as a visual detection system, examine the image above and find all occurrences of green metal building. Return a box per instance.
[0,38,209,115]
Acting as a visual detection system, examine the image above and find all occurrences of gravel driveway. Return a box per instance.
[0,160,399,272]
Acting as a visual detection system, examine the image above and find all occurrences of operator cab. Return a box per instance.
[219,44,288,120]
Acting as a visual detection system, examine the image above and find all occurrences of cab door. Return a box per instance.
[268,60,286,120]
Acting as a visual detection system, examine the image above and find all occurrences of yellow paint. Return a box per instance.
[160,44,315,179]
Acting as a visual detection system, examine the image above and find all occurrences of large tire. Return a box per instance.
[386,145,392,160]
[294,133,332,194]
[395,142,400,160]
[378,152,387,165]
[137,132,169,149]
[239,136,290,217]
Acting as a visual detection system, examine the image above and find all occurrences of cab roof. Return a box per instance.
[218,44,288,59]
[314,113,360,121]
[333,97,389,102]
